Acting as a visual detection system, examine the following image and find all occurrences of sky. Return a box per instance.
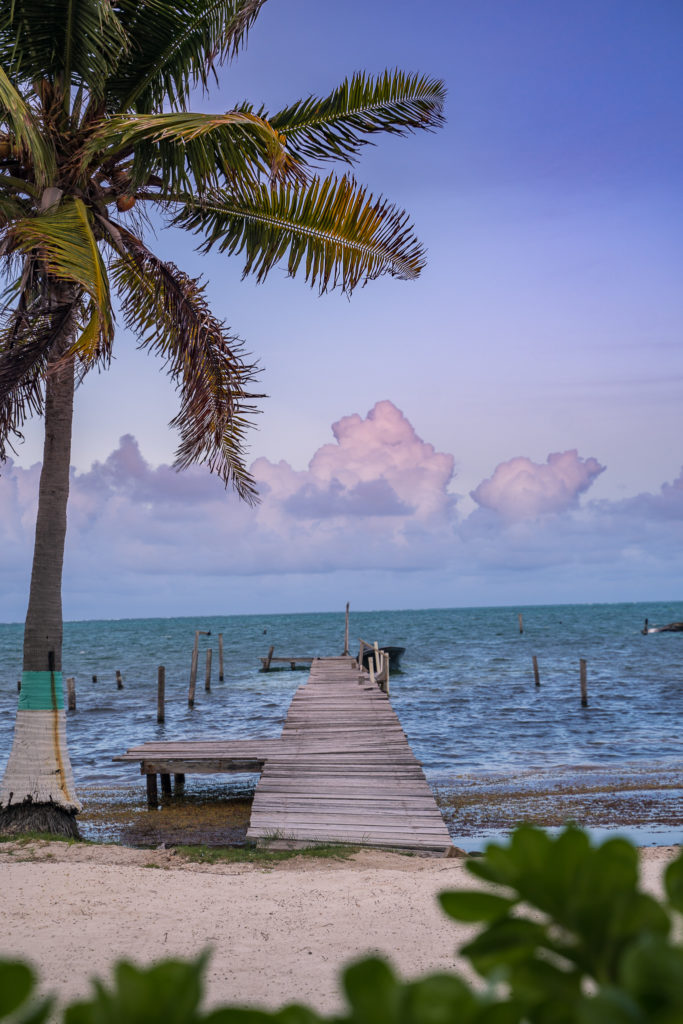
[2,0,683,620]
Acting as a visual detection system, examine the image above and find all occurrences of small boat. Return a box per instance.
[642,618,683,635]
[360,645,405,671]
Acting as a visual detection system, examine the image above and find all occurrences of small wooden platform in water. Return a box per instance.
[115,656,451,853]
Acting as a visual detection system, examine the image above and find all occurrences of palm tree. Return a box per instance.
[0,0,444,837]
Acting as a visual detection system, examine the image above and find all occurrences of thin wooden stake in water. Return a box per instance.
[518,613,524,634]
[580,659,588,707]
[205,648,212,692]
[344,602,350,656]
[532,656,540,687]
[188,646,198,707]
[17,680,20,693]
[218,633,224,681]
[157,665,165,724]
[66,676,76,711]
[116,670,124,690]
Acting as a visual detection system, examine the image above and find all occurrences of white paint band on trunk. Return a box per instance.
[0,708,81,812]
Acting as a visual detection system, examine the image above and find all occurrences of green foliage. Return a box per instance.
[439,825,683,1023]
[0,960,52,1023]
[2,827,682,1023]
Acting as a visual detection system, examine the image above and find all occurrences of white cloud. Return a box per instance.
[2,405,683,619]
[471,450,605,519]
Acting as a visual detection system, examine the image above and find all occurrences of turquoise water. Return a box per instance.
[1,602,682,845]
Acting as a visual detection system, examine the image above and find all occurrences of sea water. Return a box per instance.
[1,602,681,846]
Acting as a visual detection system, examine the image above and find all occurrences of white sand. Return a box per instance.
[0,842,677,1016]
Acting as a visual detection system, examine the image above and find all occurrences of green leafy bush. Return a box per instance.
[2,827,682,1023]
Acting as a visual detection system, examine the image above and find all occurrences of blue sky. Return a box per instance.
[2,0,683,619]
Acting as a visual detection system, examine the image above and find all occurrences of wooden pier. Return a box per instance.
[115,656,452,853]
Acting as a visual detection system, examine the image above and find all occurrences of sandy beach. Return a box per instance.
[0,840,678,1016]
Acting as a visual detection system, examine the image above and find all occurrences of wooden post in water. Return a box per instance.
[17,680,20,693]
[580,659,588,707]
[160,773,172,797]
[532,656,540,687]
[344,602,350,656]
[188,646,198,707]
[66,676,76,711]
[218,633,224,681]
[92,674,97,683]
[205,648,212,692]
[518,613,524,634]
[157,665,165,723]
[116,670,124,690]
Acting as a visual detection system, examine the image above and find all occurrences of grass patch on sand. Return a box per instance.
[0,831,88,845]
[175,842,360,865]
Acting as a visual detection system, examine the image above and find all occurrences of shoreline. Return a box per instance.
[71,761,683,851]
[0,838,678,1016]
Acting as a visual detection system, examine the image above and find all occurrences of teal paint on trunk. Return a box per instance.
[18,670,64,710]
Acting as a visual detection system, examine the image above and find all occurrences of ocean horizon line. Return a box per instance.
[2,596,682,629]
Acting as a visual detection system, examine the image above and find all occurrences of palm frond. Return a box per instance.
[0,0,128,98]
[109,0,267,112]
[10,197,113,358]
[266,70,446,164]
[89,110,301,194]
[173,174,426,293]
[0,295,79,460]
[109,228,263,500]
[0,191,31,229]
[0,67,55,187]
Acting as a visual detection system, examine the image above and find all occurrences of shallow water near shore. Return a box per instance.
[1,601,682,848]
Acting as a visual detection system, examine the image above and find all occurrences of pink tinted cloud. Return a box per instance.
[471,450,605,520]
[252,400,455,523]
[0,402,458,592]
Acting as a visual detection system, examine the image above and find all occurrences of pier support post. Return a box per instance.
[532,656,540,687]
[205,648,212,692]
[146,773,159,808]
[160,773,172,798]
[174,773,185,794]
[218,633,224,681]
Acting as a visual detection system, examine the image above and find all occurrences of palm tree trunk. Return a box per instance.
[0,330,81,837]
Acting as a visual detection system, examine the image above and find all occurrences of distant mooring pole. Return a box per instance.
[344,602,350,656]
[532,656,540,687]
[518,613,524,634]
[218,633,224,681]
[580,659,588,707]
[205,648,212,692]
[157,666,165,724]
